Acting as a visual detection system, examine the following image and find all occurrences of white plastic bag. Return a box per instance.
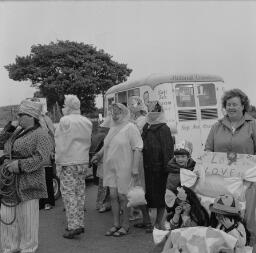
[127,179,147,208]
[153,227,170,244]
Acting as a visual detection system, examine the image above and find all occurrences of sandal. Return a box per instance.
[113,227,129,237]
[105,226,121,236]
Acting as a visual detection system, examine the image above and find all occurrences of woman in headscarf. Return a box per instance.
[0,98,52,253]
[135,101,174,232]
[91,103,143,237]
[128,96,148,134]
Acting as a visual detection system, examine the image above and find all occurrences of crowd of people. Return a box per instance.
[0,88,256,253]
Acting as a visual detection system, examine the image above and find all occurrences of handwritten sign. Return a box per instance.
[194,152,256,178]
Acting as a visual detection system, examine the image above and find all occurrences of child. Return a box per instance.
[165,186,209,230]
[166,140,195,192]
[209,194,249,248]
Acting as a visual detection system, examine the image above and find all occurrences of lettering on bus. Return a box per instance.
[159,101,172,106]
[158,89,167,100]
[181,124,201,131]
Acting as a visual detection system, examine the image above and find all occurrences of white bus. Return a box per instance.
[105,73,225,156]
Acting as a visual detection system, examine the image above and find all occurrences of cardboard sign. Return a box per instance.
[194,152,256,178]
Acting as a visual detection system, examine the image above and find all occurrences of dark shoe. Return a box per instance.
[134,222,148,228]
[105,226,121,236]
[63,228,82,239]
[65,227,84,234]
[145,224,153,233]
[134,222,153,231]
[113,227,129,237]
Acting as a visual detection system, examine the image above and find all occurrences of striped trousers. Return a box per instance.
[0,199,39,253]
[59,164,87,230]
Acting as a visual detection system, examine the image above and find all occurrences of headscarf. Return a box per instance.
[128,96,148,119]
[146,100,166,125]
[104,103,130,148]
[110,103,130,127]
[18,98,43,120]
[63,94,81,115]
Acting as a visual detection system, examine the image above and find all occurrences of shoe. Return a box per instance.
[99,206,111,213]
[113,227,129,237]
[65,227,84,234]
[134,222,152,229]
[63,228,82,239]
[44,204,52,210]
[105,226,121,236]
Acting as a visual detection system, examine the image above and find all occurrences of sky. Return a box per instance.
[1,1,256,108]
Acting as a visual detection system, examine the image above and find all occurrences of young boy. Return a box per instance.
[166,140,195,193]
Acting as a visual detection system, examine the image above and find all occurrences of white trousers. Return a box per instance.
[0,199,39,253]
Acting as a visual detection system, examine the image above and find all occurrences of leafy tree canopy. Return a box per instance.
[5,40,132,113]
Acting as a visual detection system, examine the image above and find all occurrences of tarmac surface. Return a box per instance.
[37,183,155,253]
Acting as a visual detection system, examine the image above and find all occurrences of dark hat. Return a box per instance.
[174,140,193,156]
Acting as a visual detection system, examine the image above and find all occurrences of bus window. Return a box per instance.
[128,88,140,98]
[175,84,195,107]
[108,97,114,107]
[117,91,127,106]
[197,83,217,106]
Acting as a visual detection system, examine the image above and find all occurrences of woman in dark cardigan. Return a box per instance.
[135,101,174,231]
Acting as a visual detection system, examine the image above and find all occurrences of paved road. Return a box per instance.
[37,183,155,253]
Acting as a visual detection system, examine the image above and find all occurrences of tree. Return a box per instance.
[5,40,132,113]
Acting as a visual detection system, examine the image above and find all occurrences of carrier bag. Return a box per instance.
[127,177,147,208]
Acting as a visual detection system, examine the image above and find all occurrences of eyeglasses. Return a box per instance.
[18,113,30,117]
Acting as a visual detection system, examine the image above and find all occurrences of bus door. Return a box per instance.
[154,83,177,134]
[195,82,220,150]
[174,83,203,156]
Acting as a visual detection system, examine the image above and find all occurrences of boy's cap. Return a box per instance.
[209,194,240,216]
[174,140,193,156]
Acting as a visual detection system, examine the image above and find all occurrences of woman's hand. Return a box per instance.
[182,202,191,215]
[131,172,140,185]
[175,205,183,215]
[11,120,19,128]
[91,155,99,165]
[5,160,19,174]
[221,217,234,229]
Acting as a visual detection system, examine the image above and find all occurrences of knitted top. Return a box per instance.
[1,126,52,202]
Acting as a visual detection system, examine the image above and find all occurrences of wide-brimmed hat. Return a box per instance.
[174,140,193,156]
[18,98,43,120]
[209,194,241,216]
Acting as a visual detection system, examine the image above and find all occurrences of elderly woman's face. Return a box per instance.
[18,113,34,128]
[225,96,244,119]
[111,106,122,121]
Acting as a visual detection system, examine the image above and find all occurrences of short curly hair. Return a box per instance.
[222,89,250,113]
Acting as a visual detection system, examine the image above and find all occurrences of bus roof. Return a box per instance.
[105,73,224,95]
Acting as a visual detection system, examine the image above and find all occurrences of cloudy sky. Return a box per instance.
[1,1,256,107]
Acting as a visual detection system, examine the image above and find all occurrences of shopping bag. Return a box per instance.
[127,178,147,207]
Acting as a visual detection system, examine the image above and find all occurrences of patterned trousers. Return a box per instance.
[1,199,39,253]
[59,164,87,230]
